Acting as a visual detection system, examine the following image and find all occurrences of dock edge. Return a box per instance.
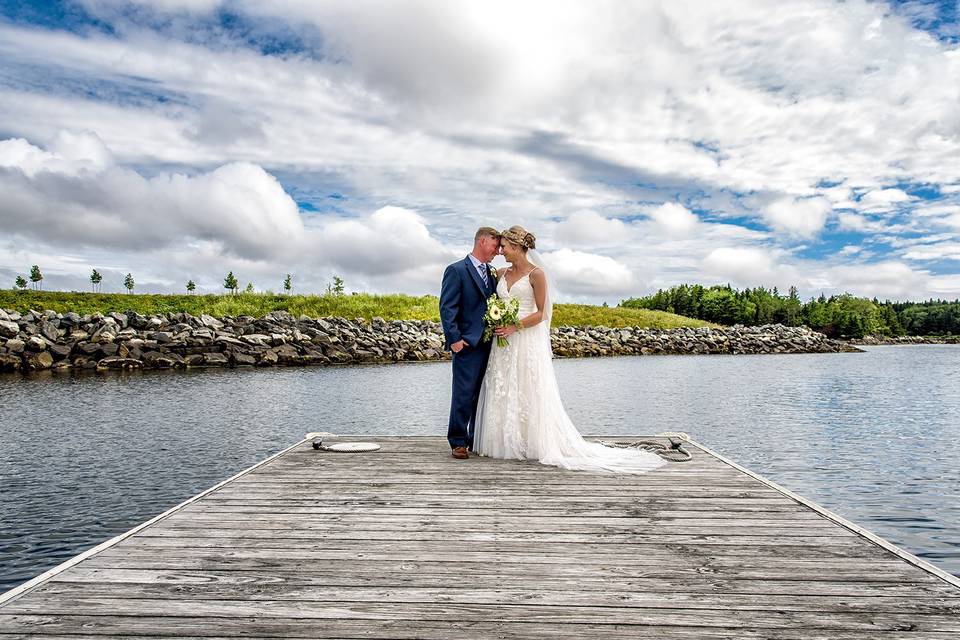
[680,435,960,590]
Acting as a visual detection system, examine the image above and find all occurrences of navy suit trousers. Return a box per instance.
[447,342,491,449]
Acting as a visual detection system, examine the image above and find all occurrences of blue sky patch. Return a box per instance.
[889,0,960,43]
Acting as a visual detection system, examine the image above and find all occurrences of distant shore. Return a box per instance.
[852,335,959,346]
[1,307,860,375]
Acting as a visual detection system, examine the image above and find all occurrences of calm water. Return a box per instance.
[1,345,958,591]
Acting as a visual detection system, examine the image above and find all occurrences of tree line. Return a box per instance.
[219,272,343,295]
[621,284,960,338]
[12,266,347,297]
[14,266,139,294]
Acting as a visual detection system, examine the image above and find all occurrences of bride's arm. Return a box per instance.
[495,269,547,337]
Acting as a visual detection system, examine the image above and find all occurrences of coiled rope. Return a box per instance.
[305,432,381,453]
[600,433,692,462]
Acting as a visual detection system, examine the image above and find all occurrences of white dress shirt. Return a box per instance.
[468,254,488,285]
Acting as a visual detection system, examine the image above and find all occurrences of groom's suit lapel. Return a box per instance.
[464,256,488,296]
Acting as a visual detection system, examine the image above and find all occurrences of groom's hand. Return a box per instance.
[451,339,468,353]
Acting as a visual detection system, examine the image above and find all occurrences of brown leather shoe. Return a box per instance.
[451,446,469,459]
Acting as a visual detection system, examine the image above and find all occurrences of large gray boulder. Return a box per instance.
[96,357,142,370]
[48,343,72,360]
[0,320,19,338]
[199,314,224,330]
[0,353,20,371]
[40,320,60,341]
[108,312,128,328]
[24,351,54,370]
[141,351,179,368]
[61,312,82,326]
[202,352,229,366]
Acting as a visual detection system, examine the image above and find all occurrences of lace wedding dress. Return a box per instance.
[474,262,664,474]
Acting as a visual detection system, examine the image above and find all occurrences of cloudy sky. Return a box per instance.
[1,0,958,303]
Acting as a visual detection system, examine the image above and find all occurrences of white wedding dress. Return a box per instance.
[474,262,664,474]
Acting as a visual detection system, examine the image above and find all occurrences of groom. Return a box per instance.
[440,227,500,459]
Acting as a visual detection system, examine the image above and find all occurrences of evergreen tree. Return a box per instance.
[700,287,741,324]
[224,271,238,294]
[15,275,27,290]
[782,286,802,326]
[244,282,254,294]
[123,273,135,293]
[29,265,43,291]
[878,303,903,336]
[333,275,345,295]
[803,298,832,334]
[186,279,196,294]
[283,273,292,294]
[90,269,102,293]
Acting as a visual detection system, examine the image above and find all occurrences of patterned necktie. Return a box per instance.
[479,263,489,288]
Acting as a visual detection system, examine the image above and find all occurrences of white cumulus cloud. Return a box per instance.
[860,188,911,213]
[314,206,456,277]
[553,211,630,247]
[540,248,635,297]
[647,202,699,236]
[0,135,304,260]
[902,242,960,262]
[761,197,832,238]
[703,247,779,284]
[826,261,928,299]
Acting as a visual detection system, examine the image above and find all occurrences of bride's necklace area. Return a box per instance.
[504,261,535,290]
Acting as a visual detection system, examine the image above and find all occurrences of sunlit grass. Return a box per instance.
[0,290,711,328]
[552,304,715,329]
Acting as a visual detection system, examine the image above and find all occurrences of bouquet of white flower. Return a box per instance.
[483,294,521,347]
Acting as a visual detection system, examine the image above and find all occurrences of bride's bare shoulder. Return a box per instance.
[528,267,547,286]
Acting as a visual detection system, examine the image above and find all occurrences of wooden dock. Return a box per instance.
[1,435,959,638]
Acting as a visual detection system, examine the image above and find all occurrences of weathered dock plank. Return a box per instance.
[1,435,958,638]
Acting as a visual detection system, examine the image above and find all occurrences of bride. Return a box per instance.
[474,225,664,474]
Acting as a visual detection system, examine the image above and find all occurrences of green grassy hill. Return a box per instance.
[0,290,712,329]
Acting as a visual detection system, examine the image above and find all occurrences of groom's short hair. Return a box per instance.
[475,227,499,243]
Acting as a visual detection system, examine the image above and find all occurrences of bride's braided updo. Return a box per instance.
[500,225,536,251]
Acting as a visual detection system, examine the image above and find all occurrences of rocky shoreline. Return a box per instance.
[0,308,860,374]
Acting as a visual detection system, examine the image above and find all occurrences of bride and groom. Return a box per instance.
[439,226,663,474]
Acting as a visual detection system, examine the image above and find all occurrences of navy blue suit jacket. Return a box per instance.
[440,256,495,350]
